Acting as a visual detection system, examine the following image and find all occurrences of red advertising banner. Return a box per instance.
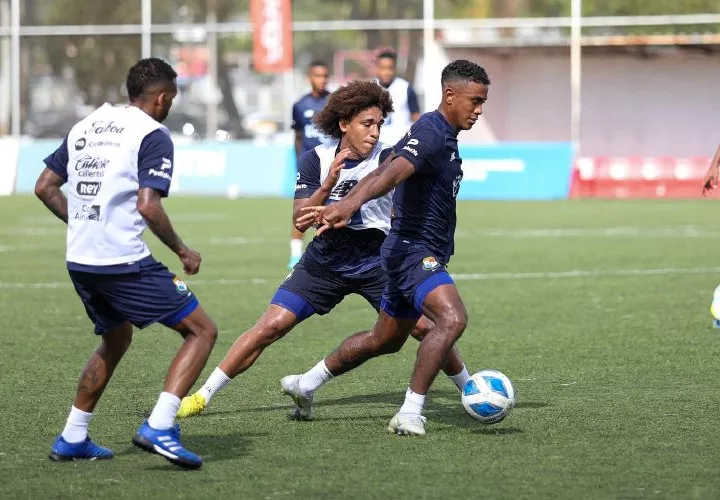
[251,0,293,73]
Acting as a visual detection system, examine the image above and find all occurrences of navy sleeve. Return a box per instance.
[294,150,321,199]
[291,102,303,131]
[137,129,174,197]
[395,122,443,172]
[379,147,394,164]
[407,86,420,114]
[43,138,69,181]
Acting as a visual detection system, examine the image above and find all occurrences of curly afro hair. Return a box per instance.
[313,80,394,140]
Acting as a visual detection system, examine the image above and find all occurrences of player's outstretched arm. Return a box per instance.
[34,168,68,224]
[299,154,415,234]
[343,153,415,208]
[703,144,720,195]
[293,148,352,232]
[137,187,202,275]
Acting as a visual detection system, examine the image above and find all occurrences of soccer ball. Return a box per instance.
[461,370,516,424]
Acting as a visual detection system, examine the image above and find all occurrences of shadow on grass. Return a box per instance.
[117,431,267,469]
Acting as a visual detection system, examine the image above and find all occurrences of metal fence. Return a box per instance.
[2,0,719,145]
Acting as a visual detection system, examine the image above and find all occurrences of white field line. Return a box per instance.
[456,226,720,238]
[1,266,718,290]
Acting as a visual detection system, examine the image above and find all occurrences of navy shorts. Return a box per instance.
[380,242,455,319]
[270,258,386,323]
[69,256,199,335]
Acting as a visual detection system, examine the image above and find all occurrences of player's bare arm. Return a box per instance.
[137,187,201,275]
[34,167,69,224]
[299,154,415,234]
[293,148,353,232]
[702,144,720,195]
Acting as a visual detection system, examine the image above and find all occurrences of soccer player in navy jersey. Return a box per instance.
[288,60,331,269]
[35,58,218,468]
[298,60,490,435]
[176,80,471,420]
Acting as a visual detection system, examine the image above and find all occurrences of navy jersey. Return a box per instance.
[292,91,330,155]
[383,111,462,263]
[295,145,394,277]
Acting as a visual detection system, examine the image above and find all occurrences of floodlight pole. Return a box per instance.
[10,0,19,136]
[141,0,151,58]
[422,0,435,113]
[570,0,582,154]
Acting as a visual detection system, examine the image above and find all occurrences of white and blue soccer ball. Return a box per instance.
[461,370,516,424]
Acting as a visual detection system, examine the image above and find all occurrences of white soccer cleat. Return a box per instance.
[280,375,314,421]
[387,413,427,436]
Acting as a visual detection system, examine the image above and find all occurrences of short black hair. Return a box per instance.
[441,60,490,88]
[313,80,394,140]
[308,60,328,71]
[376,50,397,62]
[126,58,178,101]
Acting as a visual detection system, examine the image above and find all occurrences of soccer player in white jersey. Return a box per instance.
[177,80,471,419]
[374,50,421,147]
[36,58,218,469]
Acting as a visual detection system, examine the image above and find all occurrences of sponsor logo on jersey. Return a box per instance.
[422,256,439,271]
[173,276,188,294]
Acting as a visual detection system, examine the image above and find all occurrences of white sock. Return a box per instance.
[61,406,93,443]
[298,360,333,396]
[290,238,303,258]
[449,364,471,391]
[147,392,181,430]
[398,388,426,416]
[198,367,231,404]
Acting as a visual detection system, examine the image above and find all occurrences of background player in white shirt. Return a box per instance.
[36,58,218,469]
[374,50,421,147]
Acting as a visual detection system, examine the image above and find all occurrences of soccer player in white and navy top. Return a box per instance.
[374,50,421,147]
[36,58,218,469]
[176,80,471,420]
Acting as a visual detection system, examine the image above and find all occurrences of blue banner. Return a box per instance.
[457,142,574,200]
[14,140,573,200]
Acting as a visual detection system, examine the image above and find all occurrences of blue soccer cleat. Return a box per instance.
[132,420,202,469]
[49,435,115,461]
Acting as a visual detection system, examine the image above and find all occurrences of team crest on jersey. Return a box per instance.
[422,257,439,271]
[173,276,188,294]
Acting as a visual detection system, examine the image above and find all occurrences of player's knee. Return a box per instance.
[438,309,467,340]
[378,337,405,355]
[195,318,219,345]
[257,315,292,343]
[368,330,406,355]
[409,317,433,341]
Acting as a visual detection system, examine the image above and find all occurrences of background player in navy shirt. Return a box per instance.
[176,80,471,420]
[300,60,490,436]
[36,58,218,468]
[288,60,331,270]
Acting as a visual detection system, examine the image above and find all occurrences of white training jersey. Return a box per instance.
[298,140,393,234]
[377,77,416,147]
[61,103,171,266]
